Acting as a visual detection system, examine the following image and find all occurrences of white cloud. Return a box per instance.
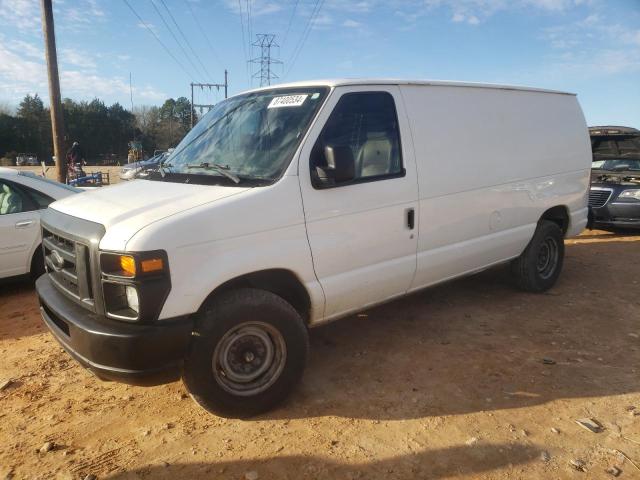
[7,40,43,59]
[400,0,594,26]
[540,13,640,79]
[60,70,166,102]
[312,12,334,29]
[0,0,40,31]
[451,12,480,25]
[343,19,362,28]
[544,49,640,78]
[0,38,165,106]
[0,0,107,34]
[337,59,354,70]
[61,0,106,24]
[137,21,159,35]
[0,41,47,98]
[325,0,375,13]
[61,48,97,69]
[224,0,283,16]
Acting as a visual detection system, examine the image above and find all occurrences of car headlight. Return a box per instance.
[618,189,640,200]
[99,251,171,322]
[126,286,139,313]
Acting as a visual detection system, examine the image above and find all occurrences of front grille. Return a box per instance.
[589,189,613,208]
[42,228,94,308]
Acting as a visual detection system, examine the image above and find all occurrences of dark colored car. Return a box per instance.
[588,126,640,231]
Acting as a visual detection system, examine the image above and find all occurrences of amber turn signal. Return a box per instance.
[140,258,164,273]
[119,255,136,277]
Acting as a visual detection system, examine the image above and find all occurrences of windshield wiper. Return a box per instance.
[158,162,173,178]
[186,162,240,184]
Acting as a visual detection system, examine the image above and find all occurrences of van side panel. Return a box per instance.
[399,85,590,291]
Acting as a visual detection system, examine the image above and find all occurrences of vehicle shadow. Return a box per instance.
[576,230,640,240]
[106,443,540,480]
[257,238,640,421]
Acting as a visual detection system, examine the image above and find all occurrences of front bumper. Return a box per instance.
[591,201,640,230]
[36,275,193,385]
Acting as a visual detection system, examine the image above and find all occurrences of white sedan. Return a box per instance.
[0,167,79,280]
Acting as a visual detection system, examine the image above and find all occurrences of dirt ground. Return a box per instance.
[1,230,639,480]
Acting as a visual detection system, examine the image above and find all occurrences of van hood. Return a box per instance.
[50,179,250,244]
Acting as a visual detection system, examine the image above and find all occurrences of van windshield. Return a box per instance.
[163,87,329,183]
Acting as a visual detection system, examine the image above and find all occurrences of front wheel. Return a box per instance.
[182,288,309,417]
[511,220,565,293]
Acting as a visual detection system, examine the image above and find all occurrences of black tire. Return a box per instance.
[30,247,45,281]
[511,220,564,293]
[182,288,309,418]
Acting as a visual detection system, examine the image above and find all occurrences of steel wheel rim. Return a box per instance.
[212,321,287,397]
[536,236,559,280]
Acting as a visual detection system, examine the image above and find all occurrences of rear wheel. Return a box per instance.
[182,288,309,417]
[511,220,564,292]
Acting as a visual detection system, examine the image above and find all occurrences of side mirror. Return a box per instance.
[315,145,355,186]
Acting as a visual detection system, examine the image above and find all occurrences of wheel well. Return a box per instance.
[540,206,569,235]
[200,269,312,323]
[30,244,43,269]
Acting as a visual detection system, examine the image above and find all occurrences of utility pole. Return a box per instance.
[190,70,228,129]
[250,34,282,87]
[40,0,66,183]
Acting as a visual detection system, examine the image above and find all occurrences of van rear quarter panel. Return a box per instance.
[400,85,591,290]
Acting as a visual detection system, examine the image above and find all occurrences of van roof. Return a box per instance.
[246,79,575,96]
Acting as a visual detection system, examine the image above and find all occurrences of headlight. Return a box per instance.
[618,189,640,200]
[99,250,170,322]
[126,286,139,313]
[100,253,165,277]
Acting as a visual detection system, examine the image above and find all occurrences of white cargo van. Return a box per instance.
[36,80,591,416]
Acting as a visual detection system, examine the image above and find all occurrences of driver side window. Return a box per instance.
[311,91,403,187]
[0,181,26,215]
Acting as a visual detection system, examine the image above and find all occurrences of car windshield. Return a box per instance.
[592,159,640,171]
[163,87,329,183]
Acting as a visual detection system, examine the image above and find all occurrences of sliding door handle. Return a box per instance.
[406,208,415,230]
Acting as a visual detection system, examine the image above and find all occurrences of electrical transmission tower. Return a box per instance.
[250,34,282,87]
[190,70,228,129]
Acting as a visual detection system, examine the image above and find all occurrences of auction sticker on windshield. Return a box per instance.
[268,94,308,109]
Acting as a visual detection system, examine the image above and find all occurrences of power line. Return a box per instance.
[122,0,194,81]
[158,0,214,83]
[237,0,250,85]
[285,0,324,78]
[149,0,204,81]
[183,0,223,68]
[246,0,253,53]
[281,0,300,48]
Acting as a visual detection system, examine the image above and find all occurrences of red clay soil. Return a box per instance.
[1,230,639,479]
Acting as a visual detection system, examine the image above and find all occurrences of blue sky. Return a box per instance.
[0,0,638,127]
